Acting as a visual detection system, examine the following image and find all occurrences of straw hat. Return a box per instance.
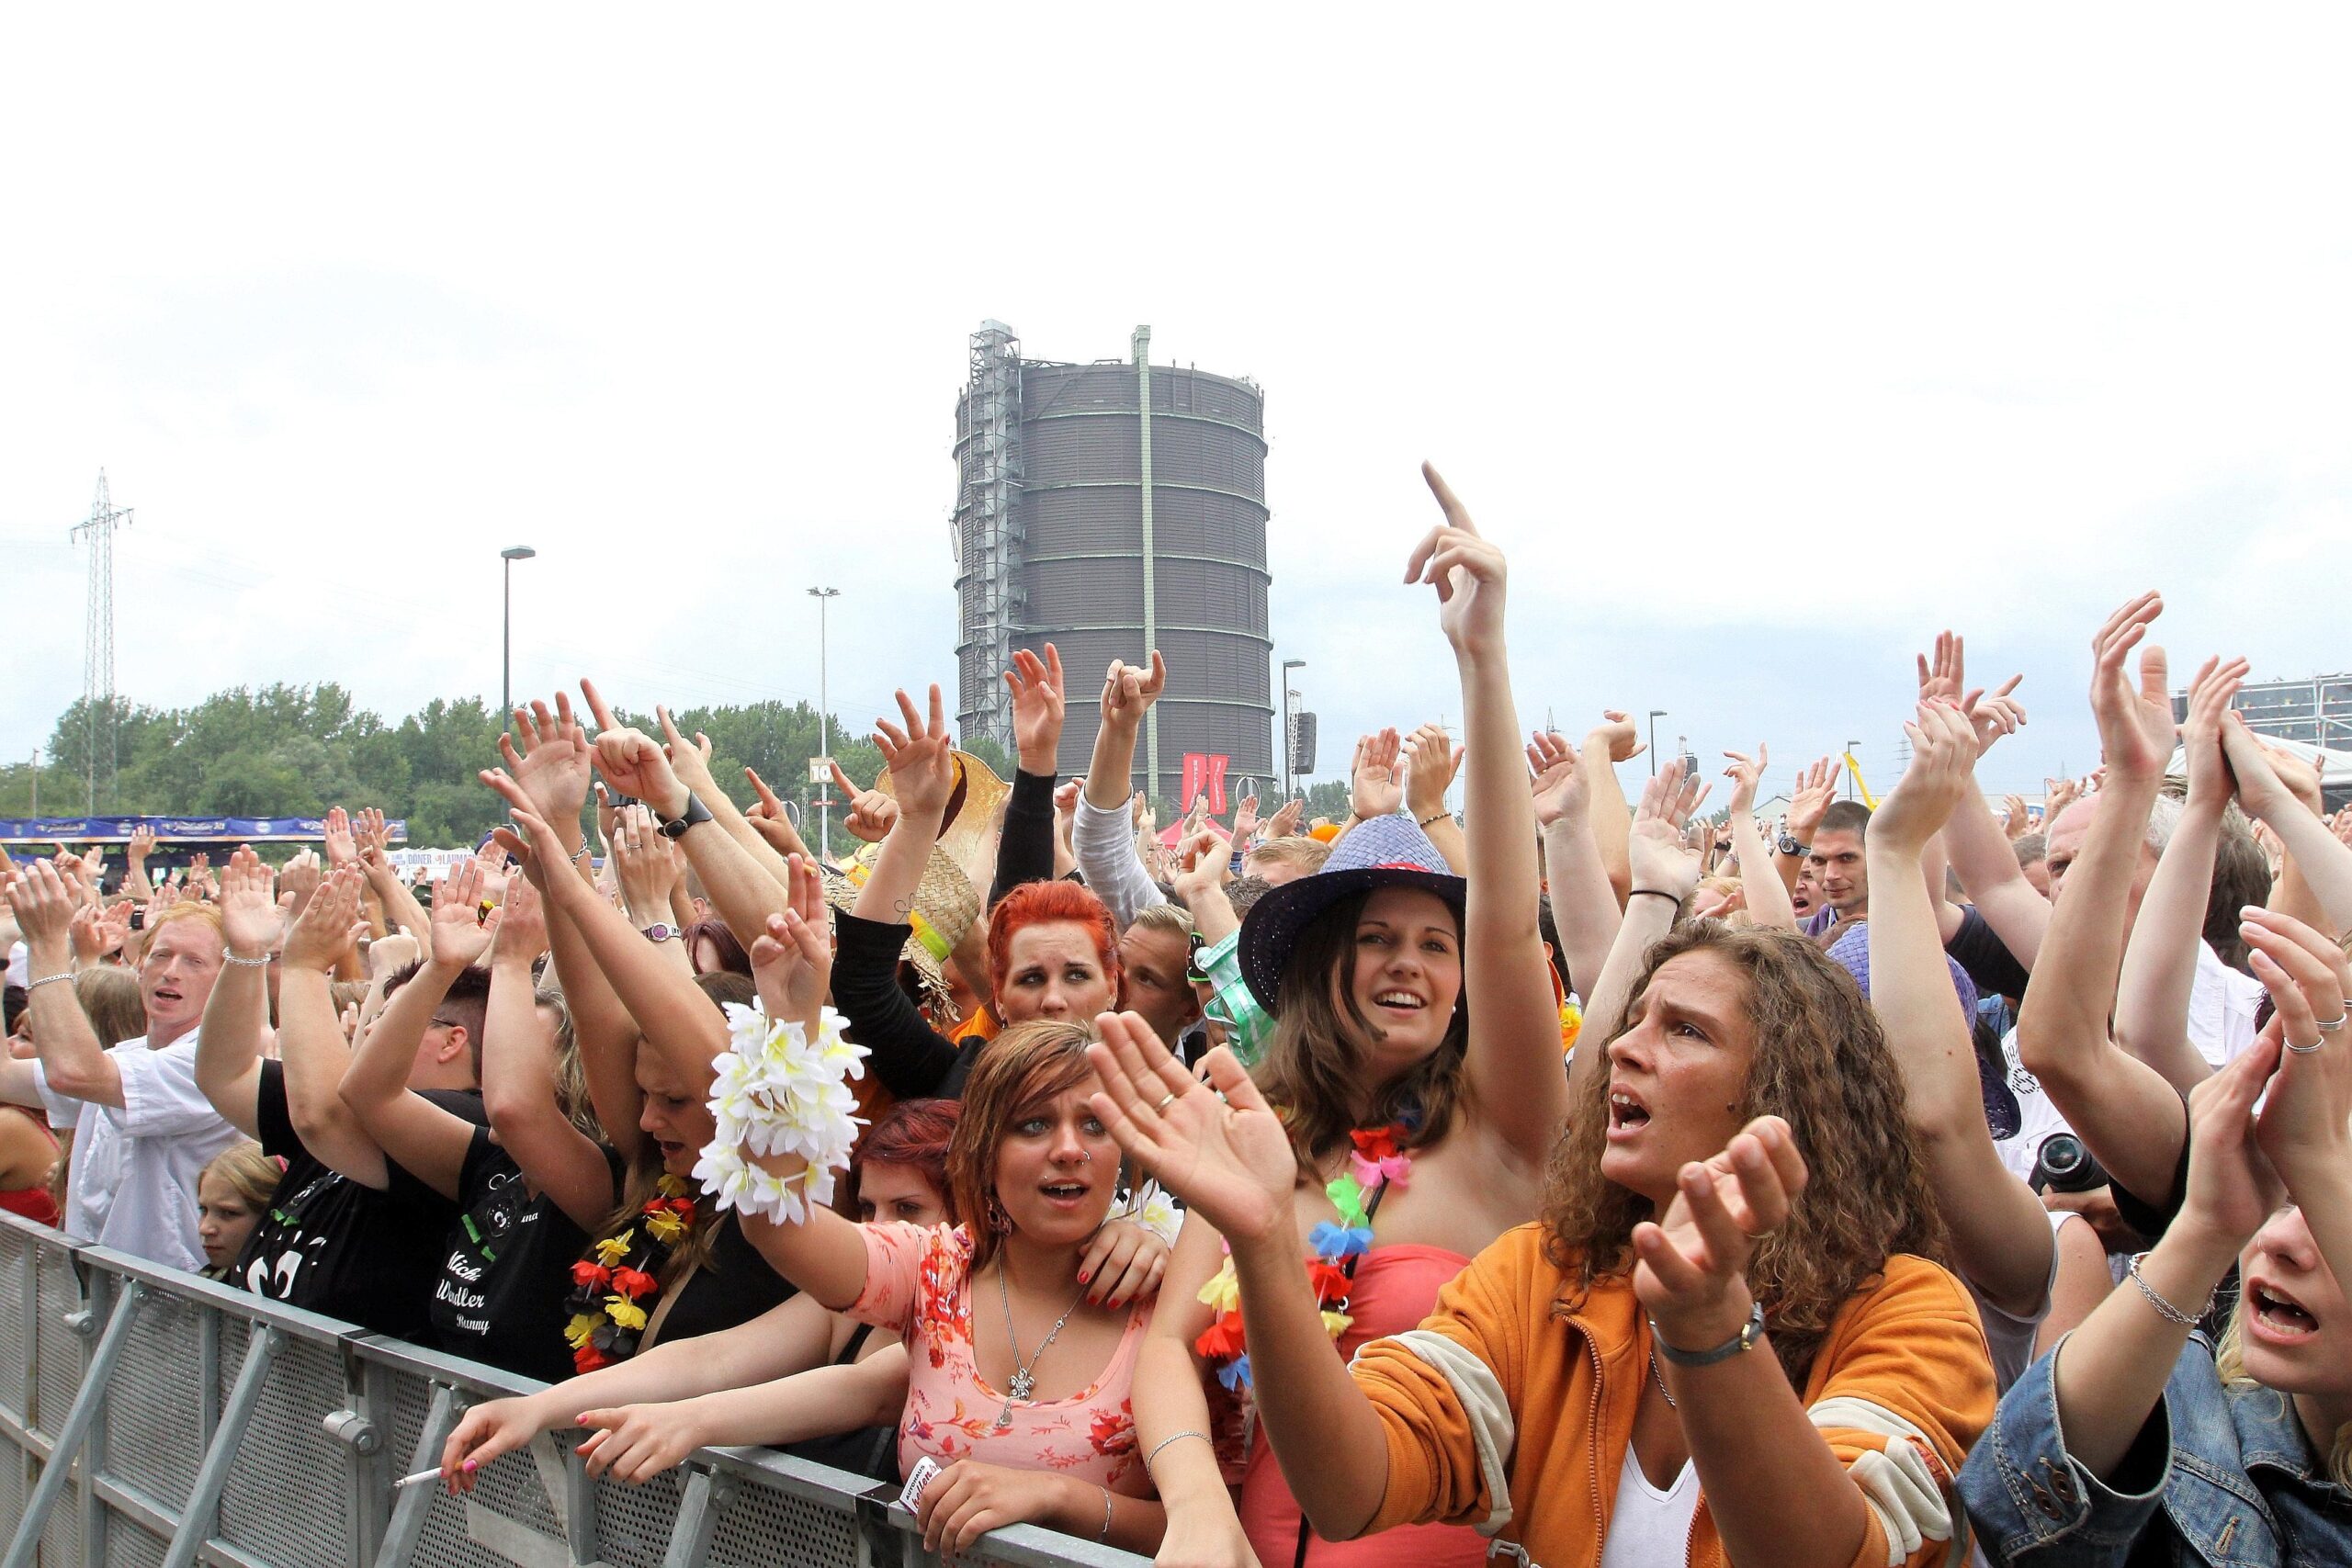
[823,844,983,1024]
[870,750,1011,899]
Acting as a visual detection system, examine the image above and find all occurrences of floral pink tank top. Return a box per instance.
[853,1222,1154,1493]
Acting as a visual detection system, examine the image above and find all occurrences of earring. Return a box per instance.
[985,1192,1012,1234]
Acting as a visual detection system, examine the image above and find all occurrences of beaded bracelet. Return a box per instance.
[220,951,271,968]
[1143,1429,1210,1477]
[25,973,76,992]
[2125,1252,2212,1326]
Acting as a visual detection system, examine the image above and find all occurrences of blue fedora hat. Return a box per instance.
[1236,814,1466,1012]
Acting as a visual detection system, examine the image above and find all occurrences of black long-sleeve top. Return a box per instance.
[831,908,981,1100]
[988,769,1059,906]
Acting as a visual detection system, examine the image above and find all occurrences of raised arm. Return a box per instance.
[193,847,281,1136]
[1402,721,1468,874]
[2224,720,2352,934]
[7,862,125,1106]
[2013,594,2193,1207]
[353,807,431,938]
[276,867,401,1186]
[1867,702,2053,1316]
[1722,746,1795,931]
[1408,465,1566,1163]
[1777,758,1837,900]
[991,644,1066,903]
[2113,658,2248,1092]
[606,804,693,974]
[336,862,492,1200]
[1583,711,1642,903]
[1074,654,1172,929]
[478,875,614,1230]
[121,825,157,903]
[1532,731,1620,994]
[1573,763,1707,1103]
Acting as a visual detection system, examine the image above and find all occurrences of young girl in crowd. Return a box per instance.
[1091,470,1994,1568]
[1131,467,1573,1568]
[440,1097,962,1487]
[196,1141,279,1280]
[1960,908,2352,1564]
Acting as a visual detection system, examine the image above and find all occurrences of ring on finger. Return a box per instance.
[1154,1090,1180,1113]
[2285,1037,2326,1055]
[2316,1012,2347,1034]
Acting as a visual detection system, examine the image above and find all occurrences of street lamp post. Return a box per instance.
[1647,709,1668,777]
[1845,740,1860,800]
[1281,659,1306,803]
[809,587,841,860]
[500,547,537,721]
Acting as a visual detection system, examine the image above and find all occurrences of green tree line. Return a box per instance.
[0,688,1012,849]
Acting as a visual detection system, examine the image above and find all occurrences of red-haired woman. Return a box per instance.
[832,685,1125,1100]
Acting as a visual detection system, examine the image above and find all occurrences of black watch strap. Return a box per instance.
[655,793,713,840]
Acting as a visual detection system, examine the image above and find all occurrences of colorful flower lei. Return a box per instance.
[563,1173,695,1371]
[1194,1122,1414,1393]
[694,1002,869,1225]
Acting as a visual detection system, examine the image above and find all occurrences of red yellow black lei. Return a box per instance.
[563,1173,696,1371]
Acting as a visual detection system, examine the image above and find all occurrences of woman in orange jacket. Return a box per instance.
[1089,904,1997,1568]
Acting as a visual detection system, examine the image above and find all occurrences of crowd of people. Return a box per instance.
[2,467,2346,1566]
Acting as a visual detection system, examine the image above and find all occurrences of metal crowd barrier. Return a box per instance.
[0,1212,1149,1568]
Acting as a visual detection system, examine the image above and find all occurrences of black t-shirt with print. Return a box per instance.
[235,1062,485,1339]
[430,1129,627,1384]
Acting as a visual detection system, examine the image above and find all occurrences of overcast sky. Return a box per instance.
[5,8,2348,813]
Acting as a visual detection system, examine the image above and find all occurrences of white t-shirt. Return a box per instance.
[1993,941,2263,1186]
[1599,1445,1699,1567]
[33,1031,243,1273]
[1966,1209,2084,1395]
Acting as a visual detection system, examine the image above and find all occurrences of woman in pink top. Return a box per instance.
[1128,468,1576,1568]
[736,1013,1166,1556]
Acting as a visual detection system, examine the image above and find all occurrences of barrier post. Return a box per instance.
[0,1278,146,1568]
[370,1382,459,1568]
[160,1322,282,1568]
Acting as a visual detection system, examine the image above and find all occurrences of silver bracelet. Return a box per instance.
[1096,1483,1114,1542]
[1143,1429,1210,1476]
[2125,1252,2212,1326]
[25,973,75,992]
[220,951,271,968]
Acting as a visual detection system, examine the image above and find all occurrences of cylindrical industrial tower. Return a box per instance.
[953,322,1272,807]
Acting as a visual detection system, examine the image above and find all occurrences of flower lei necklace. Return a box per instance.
[564,1174,696,1371]
[1195,1122,1416,1393]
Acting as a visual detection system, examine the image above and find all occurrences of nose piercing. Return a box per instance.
[1080,1150,1093,1162]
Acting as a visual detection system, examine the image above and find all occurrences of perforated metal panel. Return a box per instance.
[705,1473,860,1568]
[588,1442,687,1568]
[215,1335,352,1568]
[0,1227,29,1419]
[99,1292,206,1510]
[34,1239,85,1432]
[102,1513,170,1568]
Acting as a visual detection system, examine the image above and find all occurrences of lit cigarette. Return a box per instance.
[392,1461,474,1489]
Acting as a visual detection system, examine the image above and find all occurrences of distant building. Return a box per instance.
[952,322,1272,803]
[2171,673,2352,748]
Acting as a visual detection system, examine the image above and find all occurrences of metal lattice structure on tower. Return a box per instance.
[69,470,132,810]
[952,322,1027,749]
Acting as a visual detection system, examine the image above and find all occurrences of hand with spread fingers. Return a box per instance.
[353,807,393,870]
[1350,728,1404,820]
[1004,643,1068,776]
[427,859,502,971]
[1528,731,1589,829]
[2086,592,2175,783]
[1084,1013,1298,1247]
[871,685,956,823]
[1721,744,1768,819]
[1870,702,1978,857]
[1786,758,1837,848]
[1403,722,1464,823]
[217,846,282,962]
[1632,1116,1807,1352]
[502,692,598,834]
[282,866,368,974]
[1627,760,1710,906]
[749,854,833,1034]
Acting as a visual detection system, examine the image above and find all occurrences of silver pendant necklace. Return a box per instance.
[995,1260,1091,1429]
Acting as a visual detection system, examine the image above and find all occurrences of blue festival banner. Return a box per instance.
[0,816,407,842]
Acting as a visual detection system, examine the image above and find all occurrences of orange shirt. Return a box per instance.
[1350,1224,1994,1568]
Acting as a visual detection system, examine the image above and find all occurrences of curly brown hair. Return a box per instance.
[1544,921,1946,1384]
[1256,888,1468,1166]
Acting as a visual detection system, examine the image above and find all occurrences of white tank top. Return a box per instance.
[1597,1445,1699,1567]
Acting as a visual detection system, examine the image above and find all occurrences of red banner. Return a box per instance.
[1181,753,1231,816]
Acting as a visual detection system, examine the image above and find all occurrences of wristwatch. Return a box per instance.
[654,793,713,840]
[641,923,679,943]
[1777,834,1809,858]
[1651,1301,1766,1367]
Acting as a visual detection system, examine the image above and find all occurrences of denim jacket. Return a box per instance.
[1959,1332,2351,1566]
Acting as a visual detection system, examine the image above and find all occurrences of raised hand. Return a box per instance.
[2217,717,2324,828]
[2174,1030,2286,1247]
[276,849,323,913]
[282,866,368,973]
[501,692,599,831]
[872,685,956,821]
[1170,827,1229,909]
[1870,703,1977,855]
[2087,592,2174,783]
[353,807,392,869]
[321,807,358,869]
[1403,722,1464,821]
[1351,728,1404,820]
[1003,644,1067,774]
[126,824,158,864]
[2001,795,2035,842]
[828,761,901,844]
[1627,760,1710,902]
[1099,653,1168,732]
[186,852,218,902]
[1229,791,1261,845]
[748,854,832,1032]
[1591,709,1645,764]
[1968,679,2027,759]
[651,706,722,803]
[4,863,77,964]
[428,859,502,970]
[2044,776,2083,824]
[1405,463,1507,654]
[1786,757,1837,845]
[1086,1014,1299,1247]
[608,805,684,923]
[2239,908,2352,1189]
[1633,1117,1806,1351]
[1527,732,1589,829]
[217,845,282,960]
[1721,744,1769,818]
[1265,796,1305,839]
[591,726,687,820]
[2179,657,2251,813]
